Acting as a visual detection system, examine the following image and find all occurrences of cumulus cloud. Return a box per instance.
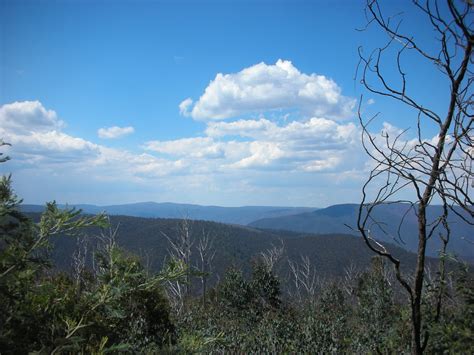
[8,130,100,164]
[171,61,361,174]
[144,117,361,173]
[228,141,285,169]
[0,100,64,134]
[0,101,100,165]
[222,118,360,172]
[98,126,135,139]
[180,59,356,121]
[206,118,357,148]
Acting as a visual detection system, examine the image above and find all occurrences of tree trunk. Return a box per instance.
[411,203,428,354]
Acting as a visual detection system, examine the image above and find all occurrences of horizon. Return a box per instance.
[20,199,446,210]
[21,199,323,209]
[1,0,452,207]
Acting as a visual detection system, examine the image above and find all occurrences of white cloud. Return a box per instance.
[0,100,64,134]
[0,101,182,180]
[97,126,134,139]
[91,147,187,179]
[144,137,226,159]
[179,98,193,117]
[206,118,358,148]
[228,141,285,169]
[0,101,99,165]
[205,119,275,138]
[180,59,356,121]
[145,117,361,173]
[7,130,100,164]
[221,118,360,172]
[301,156,342,172]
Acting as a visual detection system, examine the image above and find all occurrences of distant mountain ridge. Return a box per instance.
[21,202,473,261]
[20,202,315,225]
[249,203,474,260]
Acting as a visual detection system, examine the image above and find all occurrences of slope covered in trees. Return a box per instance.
[40,214,447,285]
[249,203,474,260]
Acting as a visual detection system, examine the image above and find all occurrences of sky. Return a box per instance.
[0,0,456,207]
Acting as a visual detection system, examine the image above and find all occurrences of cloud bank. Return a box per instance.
[0,101,183,178]
[0,61,373,206]
[145,117,359,173]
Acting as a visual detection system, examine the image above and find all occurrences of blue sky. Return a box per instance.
[0,0,454,207]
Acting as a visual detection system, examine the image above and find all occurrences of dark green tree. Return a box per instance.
[354,257,401,352]
[218,266,253,312]
[250,259,281,310]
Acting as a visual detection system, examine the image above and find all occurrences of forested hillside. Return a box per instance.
[250,203,474,260]
[25,201,474,261]
[42,214,443,287]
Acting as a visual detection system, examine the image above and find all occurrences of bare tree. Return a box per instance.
[196,229,216,305]
[72,235,89,289]
[162,216,194,314]
[288,255,318,303]
[138,247,153,278]
[342,263,362,297]
[93,219,121,278]
[260,240,285,272]
[356,0,472,353]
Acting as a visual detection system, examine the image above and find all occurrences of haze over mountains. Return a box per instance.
[250,203,474,260]
[21,202,314,225]
[22,201,473,261]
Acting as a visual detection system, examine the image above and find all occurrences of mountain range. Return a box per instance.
[22,201,473,261]
[250,203,473,260]
[21,202,314,225]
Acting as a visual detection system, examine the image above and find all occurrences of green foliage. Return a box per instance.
[250,259,281,310]
[217,259,281,315]
[218,266,253,312]
[175,331,225,353]
[39,201,108,237]
[0,170,176,353]
[1,175,107,284]
[425,263,474,353]
[174,255,474,353]
[75,244,176,352]
[0,140,10,163]
[353,257,399,352]
[296,283,350,352]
